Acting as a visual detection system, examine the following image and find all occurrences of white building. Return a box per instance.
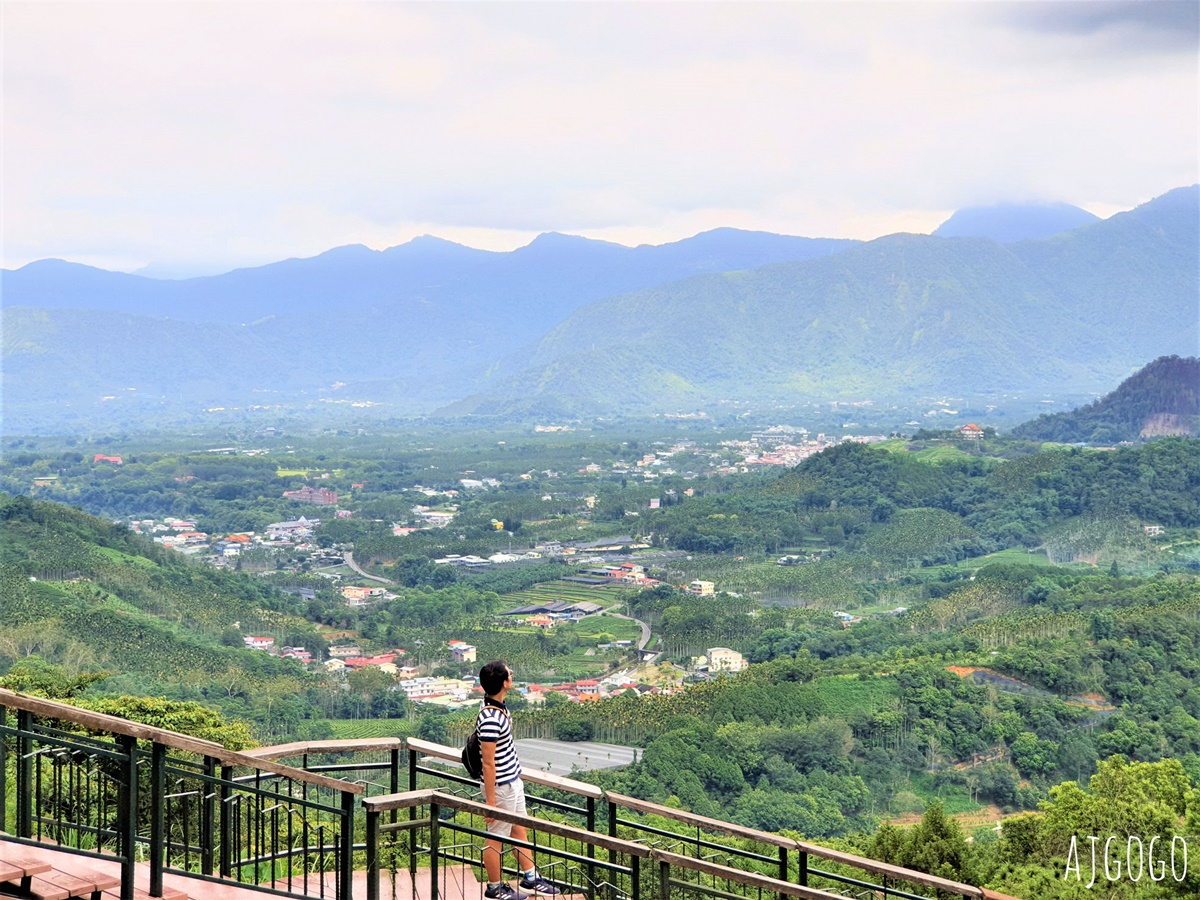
[706,647,748,673]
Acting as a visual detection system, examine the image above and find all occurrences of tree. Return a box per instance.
[867,799,977,885]
[418,714,448,744]
[0,656,107,700]
[555,719,595,742]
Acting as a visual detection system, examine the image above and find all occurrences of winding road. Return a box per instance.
[343,550,393,584]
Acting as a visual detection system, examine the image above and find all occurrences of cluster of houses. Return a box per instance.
[500,599,603,622]
[340,584,395,606]
[131,516,325,557]
[282,486,338,505]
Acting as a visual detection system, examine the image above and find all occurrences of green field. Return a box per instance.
[326,718,419,740]
[809,674,899,718]
[500,580,628,609]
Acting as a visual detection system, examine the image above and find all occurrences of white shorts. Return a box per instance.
[484,777,526,839]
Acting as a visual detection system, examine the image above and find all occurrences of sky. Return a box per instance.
[3,1,1197,276]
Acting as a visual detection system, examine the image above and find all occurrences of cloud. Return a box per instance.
[2,2,1196,273]
[994,0,1199,53]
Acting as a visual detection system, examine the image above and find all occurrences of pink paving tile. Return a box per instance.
[2,837,492,900]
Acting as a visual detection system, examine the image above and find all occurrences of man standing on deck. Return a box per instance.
[478,659,562,899]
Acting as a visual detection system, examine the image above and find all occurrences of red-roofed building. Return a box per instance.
[960,424,984,440]
[94,454,123,465]
[344,654,398,669]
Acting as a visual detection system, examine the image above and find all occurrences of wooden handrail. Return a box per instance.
[606,790,795,849]
[790,838,984,899]
[406,736,605,799]
[362,789,651,857]
[610,791,983,898]
[0,689,364,795]
[244,737,404,760]
[652,849,846,900]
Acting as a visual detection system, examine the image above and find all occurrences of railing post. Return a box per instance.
[15,709,33,839]
[201,756,217,876]
[658,859,669,900]
[429,799,440,900]
[365,806,379,900]
[219,765,233,879]
[408,747,418,884]
[340,790,355,900]
[778,846,788,900]
[149,742,166,898]
[0,705,7,833]
[799,848,808,886]
[607,799,618,900]
[116,734,138,900]
[630,852,640,900]
[390,747,400,826]
[586,795,596,900]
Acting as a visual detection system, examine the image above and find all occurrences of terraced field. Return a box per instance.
[500,580,628,609]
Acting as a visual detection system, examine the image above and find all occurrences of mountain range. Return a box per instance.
[2,187,1196,432]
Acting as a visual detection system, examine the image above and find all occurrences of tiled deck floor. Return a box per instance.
[0,838,501,900]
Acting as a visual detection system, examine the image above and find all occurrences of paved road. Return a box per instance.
[515,739,640,775]
[343,550,393,584]
[605,610,652,650]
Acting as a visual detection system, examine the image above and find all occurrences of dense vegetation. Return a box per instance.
[1013,355,1200,444]
[2,428,1198,898]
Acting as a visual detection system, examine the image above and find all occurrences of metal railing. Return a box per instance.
[0,689,363,900]
[2,689,1019,900]
[403,737,1010,900]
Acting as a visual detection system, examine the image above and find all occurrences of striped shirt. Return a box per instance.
[477,700,521,786]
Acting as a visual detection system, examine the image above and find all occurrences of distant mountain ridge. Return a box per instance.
[2,186,1196,431]
[1011,356,1200,443]
[448,186,1198,417]
[3,228,856,325]
[933,202,1100,242]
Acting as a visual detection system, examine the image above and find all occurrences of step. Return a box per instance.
[35,866,121,900]
[0,842,165,900]
[3,864,121,900]
[100,887,188,900]
[0,855,54,893]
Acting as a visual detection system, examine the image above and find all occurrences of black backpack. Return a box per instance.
[461,728,484,780]
[461,701,509,781]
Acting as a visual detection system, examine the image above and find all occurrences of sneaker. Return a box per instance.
[518,874,562,895]
[484,884,529,900]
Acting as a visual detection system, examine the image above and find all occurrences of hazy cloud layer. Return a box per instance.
[3,1,1196,274]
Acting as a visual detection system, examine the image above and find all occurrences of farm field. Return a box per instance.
[326,718,419,740]
[808,674,900,719]
[499,580,628,610]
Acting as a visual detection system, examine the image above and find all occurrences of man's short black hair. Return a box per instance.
[479,659,510,696]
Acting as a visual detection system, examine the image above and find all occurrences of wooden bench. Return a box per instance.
[0,847,120,900]
[100,887,188,900]
[0,856,52,895]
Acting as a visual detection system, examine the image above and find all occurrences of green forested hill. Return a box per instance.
[1011,355,1200,443]
[646,437,1200,556]
[0,494,313,684]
